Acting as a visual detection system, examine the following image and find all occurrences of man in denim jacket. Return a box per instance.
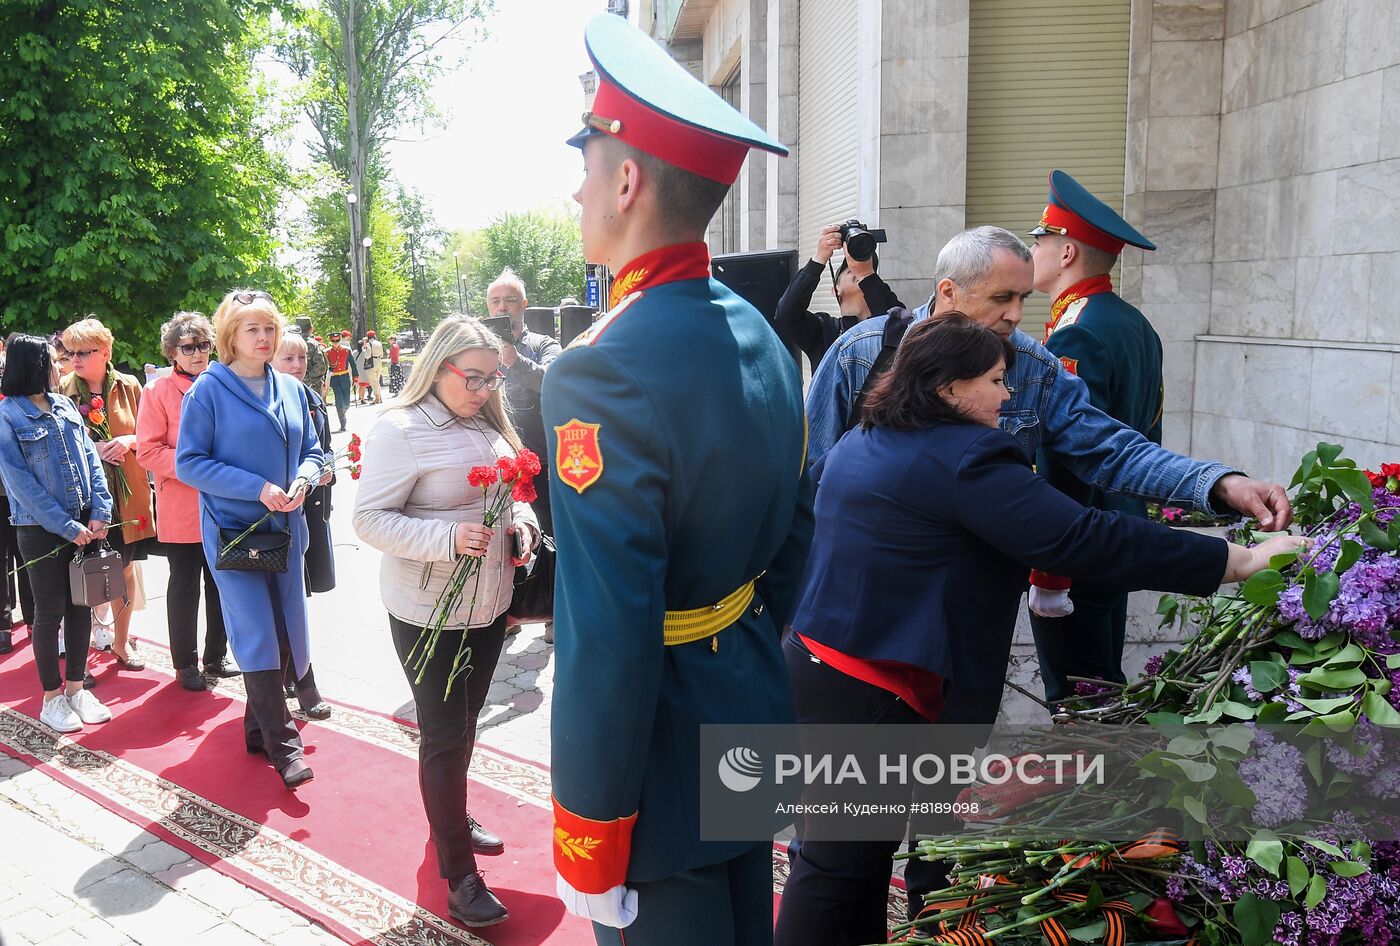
[805,226,1291,528]
[803,225,1292,923]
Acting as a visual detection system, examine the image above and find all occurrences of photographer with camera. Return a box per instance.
[774,221,903,368]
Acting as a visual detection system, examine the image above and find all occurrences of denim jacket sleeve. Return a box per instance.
[0,407,85,541]
[804,318,886,468]
[1034,339,1235,511]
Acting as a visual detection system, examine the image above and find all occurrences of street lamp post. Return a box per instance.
[363,236,377,333]
[461,274,470,314]
[452,251,464,312]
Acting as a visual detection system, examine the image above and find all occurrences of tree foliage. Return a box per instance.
[462,209,585,314]
[276,0,491,338]
[0,0,294,365]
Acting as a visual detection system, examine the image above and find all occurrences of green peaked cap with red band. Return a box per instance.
[566,14,788,185]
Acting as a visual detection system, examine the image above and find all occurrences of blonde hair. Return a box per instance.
[63,317,114,353]
[277,332,307,355]
[212,289,283,365]
[393,316,522,452]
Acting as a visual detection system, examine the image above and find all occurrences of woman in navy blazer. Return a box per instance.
[176,290,325,790]
[773,315,1301,946]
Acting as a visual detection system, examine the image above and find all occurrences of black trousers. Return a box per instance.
[1029,585,1130,704]
[16,526,92,692]
[590,843,773,946]
[242,574,303,770]
[390,612,507,880]
[164,541,228,670]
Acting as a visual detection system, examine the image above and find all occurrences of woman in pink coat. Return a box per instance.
[135,312,232,692]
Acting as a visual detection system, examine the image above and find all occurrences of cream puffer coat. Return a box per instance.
[352,395,538,630]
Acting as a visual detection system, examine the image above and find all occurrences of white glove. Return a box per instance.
[556,874,638,928]
[1029,586,1075,618]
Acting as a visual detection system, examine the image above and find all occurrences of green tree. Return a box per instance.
[0,0,294,365]
[277,0,492,339]
[463,209,585,314]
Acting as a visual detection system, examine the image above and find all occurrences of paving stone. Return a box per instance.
[227,900,298,939]
[192,920,277,946]
[7,906,68,943]
[161,868,261,918]
[121,840,191,876]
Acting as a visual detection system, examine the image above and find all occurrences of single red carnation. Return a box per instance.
[496,455,518,481]
[1382,462,1400,479]
[468,466,498,489]
[516,448,542,477]
[350,464,362,480]
[512,479,537,504]
[137,516,148,530]
[349,433,362,449]
[1368,470,1387,488]
[1142,898,1189,935]
[347,445,361,462]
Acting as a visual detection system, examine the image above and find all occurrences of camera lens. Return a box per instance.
[845,228,875,262]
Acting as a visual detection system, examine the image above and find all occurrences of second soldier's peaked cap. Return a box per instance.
[1029,170,1156,254]
[566,14,788,185]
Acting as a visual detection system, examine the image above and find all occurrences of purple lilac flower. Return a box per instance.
[1368,761,1400,800]
[1233,666,1265,701]
[1238,736,1308,827]
[1328,720,1385,775]
[1143,653,1163,677]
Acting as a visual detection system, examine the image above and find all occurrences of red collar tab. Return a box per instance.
[1038,203,1126,255]
[1046,274,1114,338]
[608,242,711,308]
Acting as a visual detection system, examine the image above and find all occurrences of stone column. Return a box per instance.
[765,0,799,252]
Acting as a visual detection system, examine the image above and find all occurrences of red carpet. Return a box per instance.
[0,632,593,946]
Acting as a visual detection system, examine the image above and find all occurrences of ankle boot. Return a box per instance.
[447,873,508,928]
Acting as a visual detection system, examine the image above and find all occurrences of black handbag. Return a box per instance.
[69,543,127,607]
[507,534,555,624]
[216,524,291,572]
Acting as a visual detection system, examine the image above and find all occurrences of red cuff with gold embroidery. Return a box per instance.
[1030,569,1072,591]
[552,798,637,893]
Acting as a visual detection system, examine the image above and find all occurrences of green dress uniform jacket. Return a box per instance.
[542,244,815,894]
[1038,287,1164,517]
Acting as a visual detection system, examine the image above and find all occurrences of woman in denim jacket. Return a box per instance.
[0,335,114,734]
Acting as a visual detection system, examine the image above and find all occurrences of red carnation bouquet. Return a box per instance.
[405,448,542,698]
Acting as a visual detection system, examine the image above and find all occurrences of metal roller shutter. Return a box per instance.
[965,0,1130,339]
[797,0,861,313]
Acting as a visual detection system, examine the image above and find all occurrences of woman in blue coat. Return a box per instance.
[176,290,325,789]
[773,315,1302,946]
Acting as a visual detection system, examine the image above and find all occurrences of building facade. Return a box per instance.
[638,0,1400,488]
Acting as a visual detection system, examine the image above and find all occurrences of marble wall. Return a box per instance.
[1124,0,1400,483]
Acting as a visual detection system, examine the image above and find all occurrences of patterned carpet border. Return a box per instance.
[0,705,489,946]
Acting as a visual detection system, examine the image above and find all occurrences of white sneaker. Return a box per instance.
[66,689,112,724]
[39,693,82,733]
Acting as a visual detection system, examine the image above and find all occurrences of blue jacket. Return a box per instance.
[0,393,113,540]
[804,301,1235,512]
[795,422,1227,723]
[542,272,814,889]
[175,363,324,674]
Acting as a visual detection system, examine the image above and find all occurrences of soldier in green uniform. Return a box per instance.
[1026,169,1165,703]
[542,14,814,946]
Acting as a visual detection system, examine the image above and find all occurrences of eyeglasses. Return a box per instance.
[442,361,505,392]
[68,348,102,361]
[177,340,213,356]
[232,290,274,306]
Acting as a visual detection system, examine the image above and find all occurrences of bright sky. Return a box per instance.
[386,0,600,231]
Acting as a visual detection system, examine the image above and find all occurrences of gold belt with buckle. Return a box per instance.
[662,575,763,648]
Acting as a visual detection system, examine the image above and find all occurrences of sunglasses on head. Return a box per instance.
[232,290,274,306]
[442,361,505,392]
[177,340,213,356]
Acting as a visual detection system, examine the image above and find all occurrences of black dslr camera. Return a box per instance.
[838,219,887,263]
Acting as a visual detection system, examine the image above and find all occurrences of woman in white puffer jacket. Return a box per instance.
[352,316,538,929]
